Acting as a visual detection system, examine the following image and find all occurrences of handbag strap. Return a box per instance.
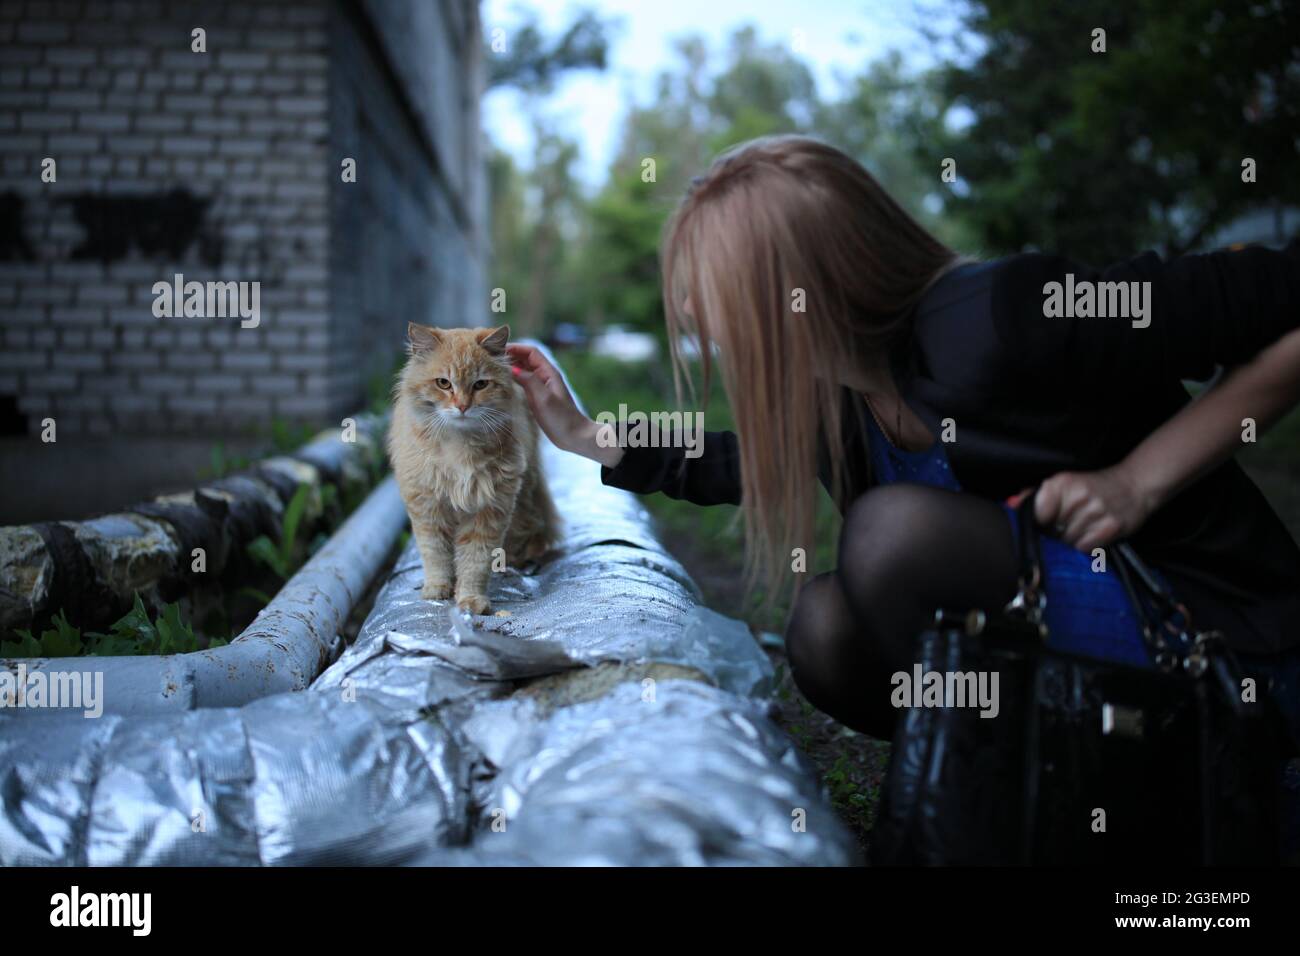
[1110,541,1228,678]
[1007,488,1224,677]
[1108,544,1172,665]
[1002,490,1048,637]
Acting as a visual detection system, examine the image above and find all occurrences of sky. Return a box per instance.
[481,0,960,190]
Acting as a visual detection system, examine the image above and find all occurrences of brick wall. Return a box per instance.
[328,0,486,417]
[0,0,485,437]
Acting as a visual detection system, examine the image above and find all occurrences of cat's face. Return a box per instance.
[401,324,515,435]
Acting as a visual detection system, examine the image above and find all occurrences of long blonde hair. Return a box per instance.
[661,135,962,606]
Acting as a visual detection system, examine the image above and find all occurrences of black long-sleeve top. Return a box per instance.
[601,246,1300,655]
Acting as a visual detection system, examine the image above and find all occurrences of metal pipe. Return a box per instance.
[2,477,407,716]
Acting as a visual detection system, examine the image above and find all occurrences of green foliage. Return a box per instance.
[582,28,821,339]
[207,441,251,479]
[84,595,199,656]
[935,0,1300,261]
[270,420,314,453]
[319,481,338,511]
[3,596,212,658]
[493,10,1300,344]
[5,610,80,658]
[489,125,590,340]
[366,356,403,415]
[486,7,611,91]
[235,586,274,607]
[826,754,871,809]
[706,27,818,152]
[203,420,392,644]
[205,412,368,481]
[818,51,979,253]
[1,630,41,658]
[586,171,676,339]
[1255,406,1300,469]
[492,24,965,343]
[247,482,313,581]
[6,417,391,659]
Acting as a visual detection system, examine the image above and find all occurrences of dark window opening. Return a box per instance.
[0,395,28,437]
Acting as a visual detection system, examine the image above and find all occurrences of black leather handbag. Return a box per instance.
[870,491,1282,865]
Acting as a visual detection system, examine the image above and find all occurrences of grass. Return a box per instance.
[245,482,315,582]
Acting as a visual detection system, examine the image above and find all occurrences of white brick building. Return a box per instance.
[0,0,487,438]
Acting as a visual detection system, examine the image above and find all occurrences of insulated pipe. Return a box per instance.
[0,413,388,635]
[0,346,861,867]
[1,477,407,717]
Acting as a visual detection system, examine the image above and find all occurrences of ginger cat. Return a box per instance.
[389,323,559,614]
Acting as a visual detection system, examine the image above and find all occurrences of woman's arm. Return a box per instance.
[1021,242,1300,550]
[508,343,743,506]
[1037,325,1300,551]
[507,343,624,466]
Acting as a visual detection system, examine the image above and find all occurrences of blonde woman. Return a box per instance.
[509,135,1300,745]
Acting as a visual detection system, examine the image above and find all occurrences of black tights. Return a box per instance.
[785,484,1021,739]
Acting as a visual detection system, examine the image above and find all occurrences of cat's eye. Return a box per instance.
[434,378,451,389]
[472,380,489,391]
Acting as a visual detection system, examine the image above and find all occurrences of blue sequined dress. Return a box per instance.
[862,412,1154,667]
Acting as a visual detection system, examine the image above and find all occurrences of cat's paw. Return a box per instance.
[420,580,453,601]
[455,593,491,615]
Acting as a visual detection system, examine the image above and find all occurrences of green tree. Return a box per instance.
[819,50,980,253]
[484,8,612,338]
[587,28,822,338]
[487,7,612,90]
[933,0,1300,263]
[707,26,819,152]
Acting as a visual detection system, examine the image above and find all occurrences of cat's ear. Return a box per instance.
[476,324,509,356]
[407,322,442,355]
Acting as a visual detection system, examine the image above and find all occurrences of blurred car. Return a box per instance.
[545,322,589,351]
[591,326,658,362]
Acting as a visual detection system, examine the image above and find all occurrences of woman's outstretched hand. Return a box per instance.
[507,343,624,469]
[1032,465,1157,553]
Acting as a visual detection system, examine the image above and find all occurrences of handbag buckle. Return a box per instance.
[1004,569,1048,640]
[1101,702,1145,738]
[1183,630,1225,679]
[931,608,991,637]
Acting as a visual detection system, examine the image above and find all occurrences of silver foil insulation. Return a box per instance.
[0,440,859,865]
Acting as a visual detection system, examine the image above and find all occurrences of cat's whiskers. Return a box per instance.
[475,407,516,445]
[416,409,448,445]
[477,406,512,428]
